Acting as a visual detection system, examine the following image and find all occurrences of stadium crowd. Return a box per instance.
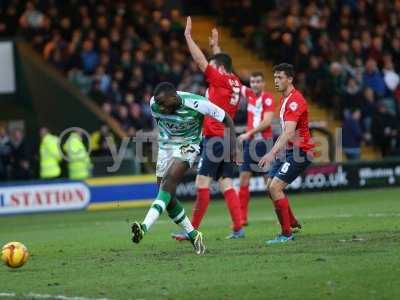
[1,0,400,181]
[218,0,400,157]
[1,0,209,136]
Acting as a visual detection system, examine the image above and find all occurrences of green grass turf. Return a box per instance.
[1,188,400,300]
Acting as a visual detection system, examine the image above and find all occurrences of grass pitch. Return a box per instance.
[1,188,400,300]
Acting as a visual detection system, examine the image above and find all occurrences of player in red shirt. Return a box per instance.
[237,72,275,226]
[259,63,314,244]
[172,17,244,240]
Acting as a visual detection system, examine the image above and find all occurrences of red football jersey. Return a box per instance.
[241,86,274,139]
[279,88,314,153]
[203,64,241,137]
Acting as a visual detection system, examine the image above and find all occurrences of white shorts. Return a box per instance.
[156,144,201,178]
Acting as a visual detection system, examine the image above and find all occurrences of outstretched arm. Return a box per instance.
[209,28,221,54]
[184,16,208,72]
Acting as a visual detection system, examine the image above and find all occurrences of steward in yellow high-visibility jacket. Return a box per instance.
[39,131,62,179]
[63,132,91,180]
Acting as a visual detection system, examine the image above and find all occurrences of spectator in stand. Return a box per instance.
[343,78,363,112]
[342,109,363,161]
[390,38,400,72]
[382,58,400,93]
[2,0,210,140]
[361,87,377,143]
[363,58,386,98]
[19,1,46,30]
[115,105,132,132]
[279,32,295,65]
[0,127,11,180]
[129,103,143,132]
[306,55,328,104]
[8,128,32,180]
[325,62,347,117]
[81,40,99,74]
[372,104,399,157]
[216,0,400,156]
[94,66,111,94]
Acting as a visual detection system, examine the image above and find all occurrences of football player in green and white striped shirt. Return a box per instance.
[131,82,237,255]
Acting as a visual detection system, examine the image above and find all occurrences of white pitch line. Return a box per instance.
[27,293,109,300]
[0,293,16,298]
[0,293,109,300]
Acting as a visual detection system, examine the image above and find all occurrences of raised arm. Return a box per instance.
[184,16,208,72]
[209,28,221,55]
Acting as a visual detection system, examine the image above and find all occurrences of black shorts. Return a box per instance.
[268,149,312,184]
[240,139,273,175]
[197,137,236,180]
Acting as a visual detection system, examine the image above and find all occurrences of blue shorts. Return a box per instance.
[198,137,236,180]
[268,149,312,184]
[240,139,273,175]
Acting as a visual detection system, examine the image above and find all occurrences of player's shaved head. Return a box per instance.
[154,82,176,99]
[153,82,179,114]
[210,53,232,73]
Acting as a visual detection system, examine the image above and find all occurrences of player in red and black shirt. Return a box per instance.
[237,72,275,226]
[172,17,244,240]
[259,63,314,244]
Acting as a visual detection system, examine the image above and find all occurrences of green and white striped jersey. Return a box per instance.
[150,91,225,148]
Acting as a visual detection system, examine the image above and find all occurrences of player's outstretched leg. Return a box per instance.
[131,189,171,244]
[167,198,206,254]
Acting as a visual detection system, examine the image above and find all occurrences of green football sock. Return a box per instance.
[167,199,196,237]
[142,189,172,232]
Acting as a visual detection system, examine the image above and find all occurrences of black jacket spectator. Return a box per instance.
[8,129,33,180]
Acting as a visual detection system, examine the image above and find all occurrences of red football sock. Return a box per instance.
[273,197,292,236]
[288,204,298,226]
[223,188,242,231]
[239,185,250,224]
[191,188,210,229]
